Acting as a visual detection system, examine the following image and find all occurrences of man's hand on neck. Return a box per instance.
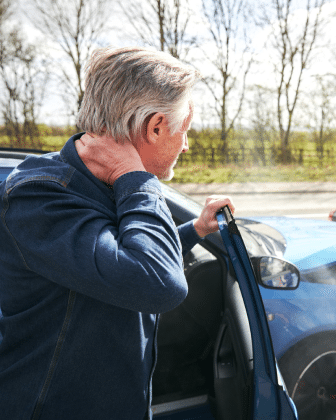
[75,133,146,185]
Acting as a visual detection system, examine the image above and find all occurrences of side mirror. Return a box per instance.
[251,256,300,290]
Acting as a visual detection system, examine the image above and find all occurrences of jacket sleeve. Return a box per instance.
[4,171,188,314]
[178,220,204,257]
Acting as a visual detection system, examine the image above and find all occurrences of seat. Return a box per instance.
[153,244,224,403]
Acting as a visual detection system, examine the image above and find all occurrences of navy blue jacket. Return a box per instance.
[0,134,201,420]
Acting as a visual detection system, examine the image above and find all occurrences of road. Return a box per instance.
[170,182,336,220]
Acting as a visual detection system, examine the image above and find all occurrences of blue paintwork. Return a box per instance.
[0,157,25,182]
[248,216,336,269]
[261,282,336,358]
[246,216,336,360]
[0,168,13,182]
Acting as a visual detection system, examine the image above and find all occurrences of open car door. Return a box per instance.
[212,206,298,420]
[152,199,298,419]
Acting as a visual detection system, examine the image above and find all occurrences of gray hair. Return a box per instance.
[76,46,201,143]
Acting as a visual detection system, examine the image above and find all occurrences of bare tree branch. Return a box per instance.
[0,27,50,147]
[0,0,12,27]
[301,74,336,164]
[201,0,254,162]
[26,0,115,120]
[118,0,197,60]
[260,0,326,162]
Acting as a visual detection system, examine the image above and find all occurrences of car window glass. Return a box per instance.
[236,219,286,257]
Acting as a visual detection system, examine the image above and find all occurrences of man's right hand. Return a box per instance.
[75,133,146,185]
[193,195,235,238]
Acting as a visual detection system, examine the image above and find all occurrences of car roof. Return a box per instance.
[0,151,27,182]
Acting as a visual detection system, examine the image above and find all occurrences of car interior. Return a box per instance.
[153,243,222,403]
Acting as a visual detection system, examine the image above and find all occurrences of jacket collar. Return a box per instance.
[60,133,115,199]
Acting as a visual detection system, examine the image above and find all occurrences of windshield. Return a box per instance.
[235,219,286,257]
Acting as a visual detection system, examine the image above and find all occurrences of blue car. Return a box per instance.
[240,216,336,420]
[0,149,301,420]
[159,184,335,420]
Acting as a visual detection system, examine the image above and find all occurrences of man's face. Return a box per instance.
[137,103,193,181]
[158,105,193,181]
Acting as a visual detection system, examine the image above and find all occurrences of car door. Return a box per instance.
[215,207,298,420]
[152,189,298,419]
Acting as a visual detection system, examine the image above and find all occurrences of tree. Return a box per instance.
[260,0,326,163]
[247,85,278,166]
[0,0,11,26]
[201,0,254,163]
[27,0,115,121]
[0,0,49,148]
[0,28,49,148]
[302,74,336,165]
[119,0,196,59]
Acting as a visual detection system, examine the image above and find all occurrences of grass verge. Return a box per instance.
[172,163,336,183]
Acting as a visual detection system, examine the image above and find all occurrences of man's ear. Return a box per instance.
[144,113,167,144]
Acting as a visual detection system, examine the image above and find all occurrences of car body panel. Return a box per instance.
[0,163,20,182]
[261,283,336,358]
[246,216,336,269]
[238,216,336,360]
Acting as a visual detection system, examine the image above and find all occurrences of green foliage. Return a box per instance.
[1,124,336,183]
[0,125,76,150]
[181,126,336,167]
[37,124,76,138]
[172,163,336,183]
[172,126,336,183]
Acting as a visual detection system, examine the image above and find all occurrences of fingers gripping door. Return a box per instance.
[213,270,253,420]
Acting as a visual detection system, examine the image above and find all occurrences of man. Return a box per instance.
[0,47,234,419]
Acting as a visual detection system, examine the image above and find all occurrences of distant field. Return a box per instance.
[172,163,336,183]
[2,132,336,184]
[39,136,68,151]
[0,135,68,151]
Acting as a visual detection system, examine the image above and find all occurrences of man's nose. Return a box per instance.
[182,135,189,153]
